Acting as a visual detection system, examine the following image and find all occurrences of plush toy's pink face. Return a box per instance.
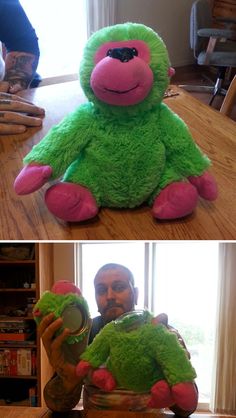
[90,40,154,106]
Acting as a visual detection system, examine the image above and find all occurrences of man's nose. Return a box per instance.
[107,47,137,63]
[107,286,115,299]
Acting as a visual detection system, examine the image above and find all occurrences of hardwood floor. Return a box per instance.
[171,65,236,122]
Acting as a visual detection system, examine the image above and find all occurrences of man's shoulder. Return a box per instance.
[89,315,104,344]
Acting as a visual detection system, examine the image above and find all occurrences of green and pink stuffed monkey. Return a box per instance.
[34,282,198,411]
[15,23,217,222]
[76,310,198,411]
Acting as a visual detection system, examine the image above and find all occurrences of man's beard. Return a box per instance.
[102,302,125,323]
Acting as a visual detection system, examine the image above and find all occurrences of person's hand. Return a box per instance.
[38,312,91,390]
[0,90,45,134]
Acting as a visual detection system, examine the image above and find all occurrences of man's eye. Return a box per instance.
[112,283,127,292]
[96,286,107,295]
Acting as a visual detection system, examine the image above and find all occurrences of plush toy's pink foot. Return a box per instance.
[188,171,218,201]
[45,182,99,222]
[171,382,198,411]
[75,360,92,378]
[152,182,198,219]
[92,368,117,392]
[148,380,174,408]
[14,163,52,194]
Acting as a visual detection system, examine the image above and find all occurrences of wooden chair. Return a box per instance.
[220,74,236,117]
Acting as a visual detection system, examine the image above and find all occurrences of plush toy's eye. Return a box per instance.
[106,49,112,57]
[132,48,138,56]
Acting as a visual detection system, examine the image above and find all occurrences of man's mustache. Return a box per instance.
[103,302,124,313]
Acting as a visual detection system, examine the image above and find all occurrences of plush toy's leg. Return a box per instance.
[76,360,92,378]
[171,382,198,411]
[152,182,198,220]
[45,182,99,222]
[188,171,218,201]
[147,380,174,408]
[92,368,117,392]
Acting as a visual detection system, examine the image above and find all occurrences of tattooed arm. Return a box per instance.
[4,51,39,93]
[43,372,83,412]
[0,0,40,93]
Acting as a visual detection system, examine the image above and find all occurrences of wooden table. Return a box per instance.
[0,81,235,240]
[0,408,235,418]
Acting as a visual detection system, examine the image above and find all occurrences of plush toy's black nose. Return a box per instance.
[106,47,138,63]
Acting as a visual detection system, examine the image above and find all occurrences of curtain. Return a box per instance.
[86,0,118,37]
[210,243,236,413]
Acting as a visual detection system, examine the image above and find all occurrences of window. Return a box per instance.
[21,0,87,80]
[152,242,219,406]
[76,241,219,409]
[76,242,145,318]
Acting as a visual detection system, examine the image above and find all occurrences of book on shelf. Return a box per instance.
[0,319,30,329]
[0,348,36,376]
[0,319,35,341]
[0,340,35,346]
[0,333,32,341]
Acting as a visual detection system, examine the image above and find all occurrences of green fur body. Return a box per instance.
[33,292,90,344]
[80,321,196,392]
[23,23,210,208]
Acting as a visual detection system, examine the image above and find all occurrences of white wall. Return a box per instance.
[116,0,196,67]
[53,243,75,283]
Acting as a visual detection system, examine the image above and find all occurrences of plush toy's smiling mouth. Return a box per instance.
[104,84,139,94]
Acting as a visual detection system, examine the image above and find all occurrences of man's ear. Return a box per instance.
[152,313,168,326]
[134,287,139,305]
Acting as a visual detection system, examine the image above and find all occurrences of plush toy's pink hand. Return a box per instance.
[171,382,198,411]
[14,163,52,195]
[92,368,117,391]
[75,360,92,378]
[148,380,174,408]
[188,171,218,201]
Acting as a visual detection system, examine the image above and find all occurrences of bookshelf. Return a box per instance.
[0,243,53,407]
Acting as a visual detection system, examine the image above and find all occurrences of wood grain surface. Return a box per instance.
[0,81,235,240]
[0,407,235,418]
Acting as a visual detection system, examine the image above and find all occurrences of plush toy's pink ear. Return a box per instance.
[152,313,168,326]
[52,280,82,296]
[168,67,175,78]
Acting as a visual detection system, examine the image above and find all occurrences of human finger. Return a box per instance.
[0,111,43,127]
[38,318,62,342]
[0,100,45,116]
[51,327,70,352]
[41,317,63,342]
[0,122,26,134]
[37,312,56,338]
[40,317,64,354]
[0,81,10,93]
[9,83,23,94]
[0,91,36,105]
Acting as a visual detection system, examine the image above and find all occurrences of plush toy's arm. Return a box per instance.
[152,324,196,385]
[149,324,198,411]
[14,104,94,194]
[159,103,210,177]
[76,324,116,391]
[78,324,112,368]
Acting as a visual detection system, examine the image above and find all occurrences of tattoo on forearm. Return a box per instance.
[44,375,82,412]
[4,52,39,88]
